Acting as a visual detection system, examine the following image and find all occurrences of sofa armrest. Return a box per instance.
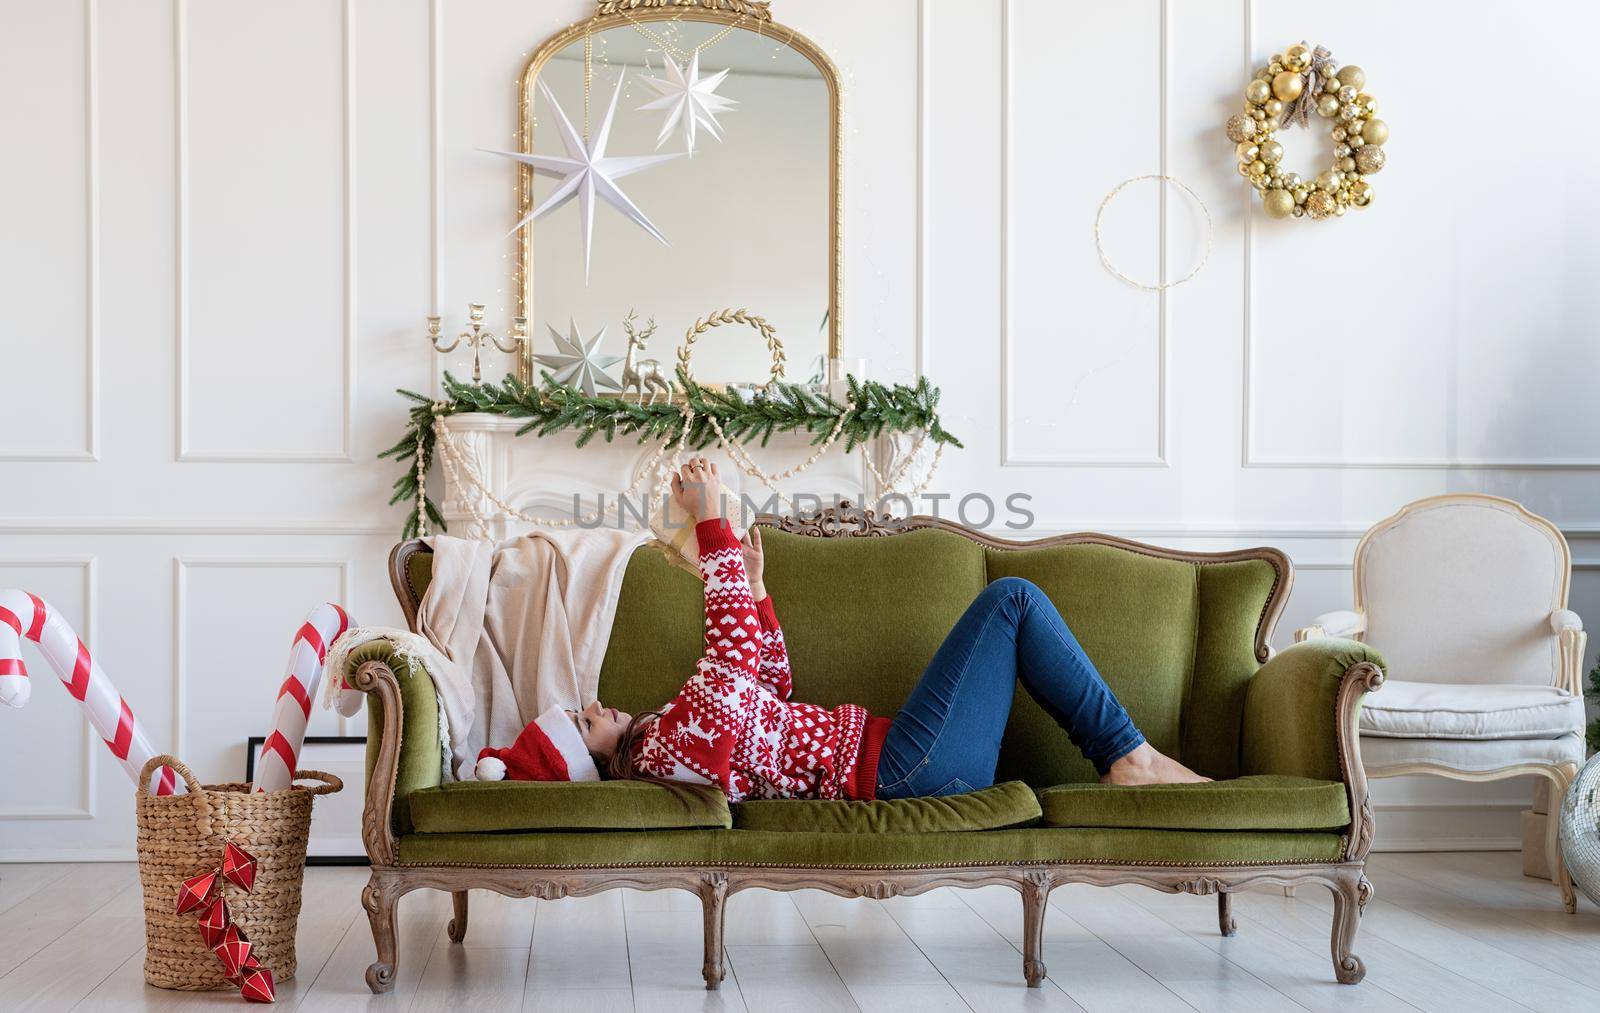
[345,640,443,866]
[1241,638,1386,861]
[1551,610,1587,695]
[1294,609,1365,643]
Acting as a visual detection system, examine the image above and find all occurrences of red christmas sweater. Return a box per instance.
[629,518,890,801]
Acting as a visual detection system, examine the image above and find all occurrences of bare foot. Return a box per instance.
[1100,743,1211,786]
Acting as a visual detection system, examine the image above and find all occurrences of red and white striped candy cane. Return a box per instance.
[0,589,183,795]
[252,602,354,793]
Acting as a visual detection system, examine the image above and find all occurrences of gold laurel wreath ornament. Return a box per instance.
[1226,43,1389,221]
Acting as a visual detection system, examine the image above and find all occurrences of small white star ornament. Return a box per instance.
[637,52,737,155]
[483,70,680,281]
[535,319,624,397]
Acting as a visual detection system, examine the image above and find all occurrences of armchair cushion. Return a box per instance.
[1038,775,1348,832]
[732,781,1040,834]
[1359,680,1585,740]
[407,779,732,833]
[1362,732,1585,773]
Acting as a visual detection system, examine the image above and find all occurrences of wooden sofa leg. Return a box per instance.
[1328,872,1371,984]
[698,872,728,991]
[1218,892,1237,937]
[447,890,470,943]
[1020,872,1051,988]
[362,874,400,994]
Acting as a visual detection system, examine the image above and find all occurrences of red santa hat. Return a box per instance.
[474,705,602,782]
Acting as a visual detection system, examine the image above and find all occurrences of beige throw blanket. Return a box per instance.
[419,528,650,780]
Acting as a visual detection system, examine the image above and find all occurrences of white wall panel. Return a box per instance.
[0,560,96,819]
[1004,0,1167,465]
[176,560,347,787]
[178,0,352,460]
[0,0,96,460]
[1246,0,1600,467]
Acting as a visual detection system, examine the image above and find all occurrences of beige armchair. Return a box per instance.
[1298,493,1588,911]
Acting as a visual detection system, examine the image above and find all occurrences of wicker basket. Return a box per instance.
[135,754,342,990]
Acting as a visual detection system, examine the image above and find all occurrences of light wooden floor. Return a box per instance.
[1,852,1596,1012]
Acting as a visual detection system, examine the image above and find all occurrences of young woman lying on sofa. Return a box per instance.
[474,458,1207,799]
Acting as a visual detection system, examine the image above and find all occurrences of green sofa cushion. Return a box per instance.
[396,826,1344,868]
[733,781,1040,833]
[595,527,988,722]
[406,780,731,833]
[1037,775,1349,832]
[982,545,1201,787]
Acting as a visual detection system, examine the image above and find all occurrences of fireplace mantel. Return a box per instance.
[438,412,909,540]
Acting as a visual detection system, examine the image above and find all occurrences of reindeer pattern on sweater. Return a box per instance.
[629,520,872,801]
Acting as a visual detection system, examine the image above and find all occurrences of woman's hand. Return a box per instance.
[670,457,726,524]
[741,525,766,600]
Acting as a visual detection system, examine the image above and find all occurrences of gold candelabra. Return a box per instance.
[427,304,528,382]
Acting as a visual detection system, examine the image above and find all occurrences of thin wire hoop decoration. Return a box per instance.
[1093,175,1213,292]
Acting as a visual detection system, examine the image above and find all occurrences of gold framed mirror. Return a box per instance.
[511,0,842,390]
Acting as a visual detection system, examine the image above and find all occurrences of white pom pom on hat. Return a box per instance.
[475,753,507,781]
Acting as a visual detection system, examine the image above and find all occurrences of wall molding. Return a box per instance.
[0,517,394,535]
[914,0,930,379]
[0,557,98,820]
[1000,0,1169,468]
[1,0,100,463]
[1237,0,1600,472]
[172,556,354,755]
[174,0,356,463]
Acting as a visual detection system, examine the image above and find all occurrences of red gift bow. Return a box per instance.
[173,841,274,1004]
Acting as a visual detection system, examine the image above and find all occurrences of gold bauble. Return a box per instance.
[1284,44,1312,73]
[1356,93,1378,116]
[1324,76,1342,94]
[1292,186,1309,204]
[1272,70,1305,102]
[1264,99,1285,118]
[1236,141,1260,161]
[1351,181,1375,207]
[1362,118,1389,146]
[1246,79,1272,105]
[1262,188,1296,219]
[1237,162,1255,177]
[1339,157,1356,173]
[1305,191,1336,219]
[1249,160,1267,176]
[1225,114,1257,143]
[1316,94,1342,118]
[1354,144,1386,174]
[1337,65,1365,90]
[1258,140,1284,165]
[1316,169,1342,191]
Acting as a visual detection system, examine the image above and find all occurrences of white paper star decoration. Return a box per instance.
[638,52,737,155]
[535,319,624,397]
[483,70,680,281]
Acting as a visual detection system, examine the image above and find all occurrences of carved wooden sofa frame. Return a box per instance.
[352,505,1381,993]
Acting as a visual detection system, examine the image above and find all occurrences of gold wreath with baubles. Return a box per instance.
[1225,43,1389,220]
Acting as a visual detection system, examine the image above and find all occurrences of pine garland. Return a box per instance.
[380,370,963,539]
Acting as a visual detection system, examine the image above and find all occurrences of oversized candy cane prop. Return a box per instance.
[252,603,355,793]
[0,589,183,795]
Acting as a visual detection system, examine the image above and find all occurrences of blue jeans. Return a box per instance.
[874,577,1145,799]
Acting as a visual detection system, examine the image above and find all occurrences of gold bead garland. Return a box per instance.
[1228,42,1387,221]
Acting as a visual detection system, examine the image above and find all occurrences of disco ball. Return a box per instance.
[1559,753,1600,908]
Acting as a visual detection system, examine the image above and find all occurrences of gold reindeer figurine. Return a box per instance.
[621,311,674,405]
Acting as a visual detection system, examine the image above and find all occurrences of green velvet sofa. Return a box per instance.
[346,507,1386,994]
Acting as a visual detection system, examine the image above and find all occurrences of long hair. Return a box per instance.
[606,709,665,782]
